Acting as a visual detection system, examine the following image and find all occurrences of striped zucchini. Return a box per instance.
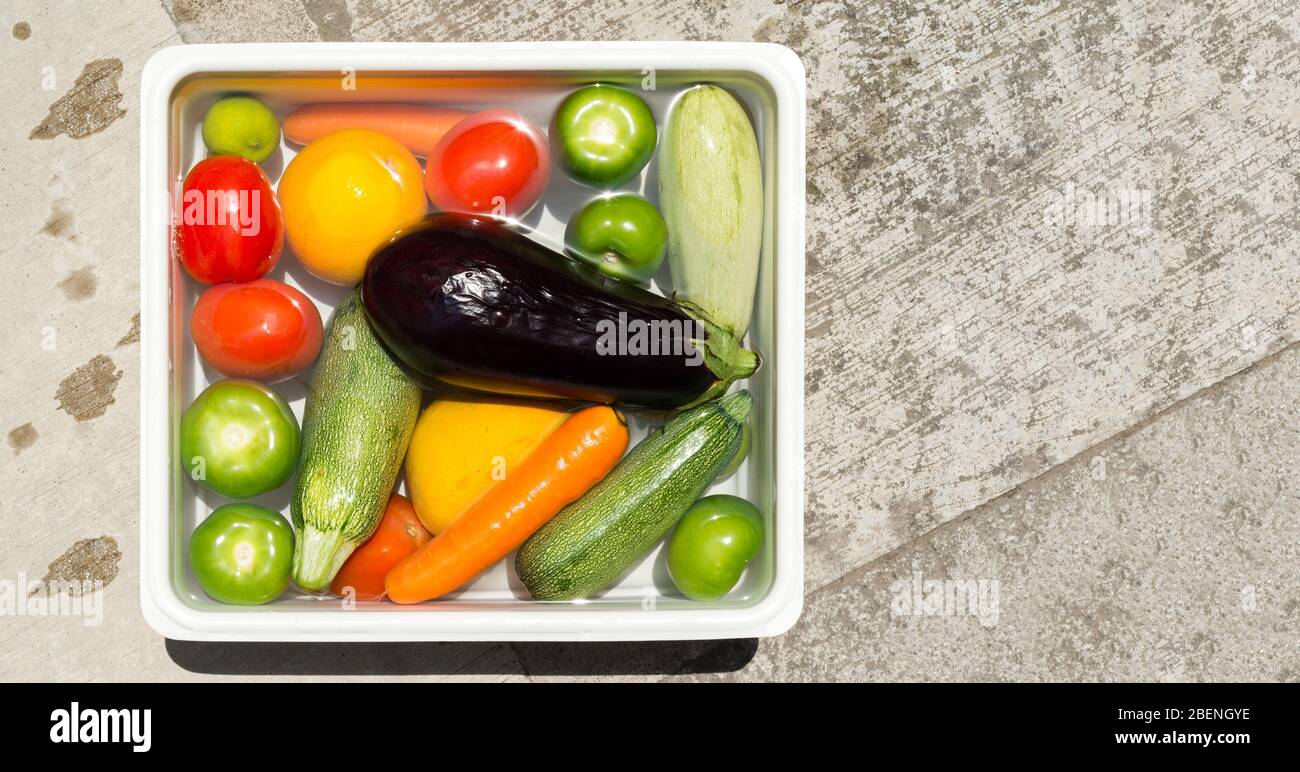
[659,85,763,339]
[516,390,752,601]
[290,290,422,591]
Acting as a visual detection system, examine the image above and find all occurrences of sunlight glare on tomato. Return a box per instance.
[426,110,550,218]
[191,278,323,382]
[175,155,284,284]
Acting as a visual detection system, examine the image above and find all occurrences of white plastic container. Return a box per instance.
[139,42,805,641]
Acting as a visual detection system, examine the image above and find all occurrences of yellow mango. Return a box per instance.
[405,396,570,535]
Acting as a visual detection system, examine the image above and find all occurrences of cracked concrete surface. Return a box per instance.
[684,342,1300,682]
[0,0,1297,681]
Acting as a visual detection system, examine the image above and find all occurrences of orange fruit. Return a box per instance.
[278,129,427,285]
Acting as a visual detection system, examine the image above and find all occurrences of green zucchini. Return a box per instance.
[516,390,752,601]
[659,85,763,339]
[290,290,422,591]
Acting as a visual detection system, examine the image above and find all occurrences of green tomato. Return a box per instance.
[181,379,299,498]
[667,495,764,601]
[717,420,751,480]
[565,194,667,283]
[552,84,656,187]
[190,503,293,605]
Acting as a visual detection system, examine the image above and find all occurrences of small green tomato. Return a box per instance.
[180,379,300,499]
[716,421,751,480]
[565,194,667,283]
[552,84,656,187]
[189,503,293,605]
[666,495,764,601]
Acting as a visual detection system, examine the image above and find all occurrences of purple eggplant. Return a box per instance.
[361,213,757,410]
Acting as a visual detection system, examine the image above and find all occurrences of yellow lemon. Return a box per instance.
[278,129,427,285]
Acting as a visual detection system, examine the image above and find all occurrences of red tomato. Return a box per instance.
[176,156,284,284]
[330,495,432,601]
[426,109,550,218]
[191,278,323,382]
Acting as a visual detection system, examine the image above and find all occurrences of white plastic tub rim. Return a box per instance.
[139,42,805,641]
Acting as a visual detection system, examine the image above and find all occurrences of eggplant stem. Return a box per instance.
[680,311,760,410]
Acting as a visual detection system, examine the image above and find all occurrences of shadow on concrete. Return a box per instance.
[164,638,758,678]
[512,638,759,678]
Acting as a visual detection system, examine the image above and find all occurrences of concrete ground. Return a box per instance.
[1,0,1297,681]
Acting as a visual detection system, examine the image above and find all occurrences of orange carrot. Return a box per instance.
[283,103,470,157]
[385,406,628,604]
